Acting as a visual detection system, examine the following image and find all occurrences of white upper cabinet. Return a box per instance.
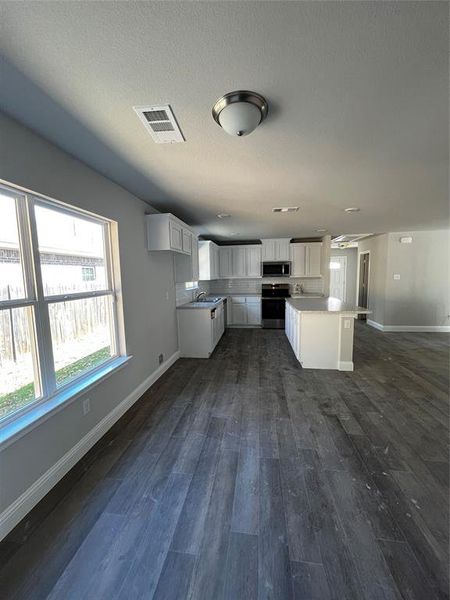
[245,245,262,277]
[169,220,183,252]
[219,244,262,278]
[261,238,291,261]
[219,246,233,278]
[232,246,246,277]
[175,235,199,283]
[290,242,322,277]
[147,213,193,255]
[182,229,192,254]
[198,240,220,280]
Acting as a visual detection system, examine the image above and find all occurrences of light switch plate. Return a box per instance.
[393,274,401,280]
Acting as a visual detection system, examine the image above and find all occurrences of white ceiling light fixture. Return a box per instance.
[315,228,328,233]
[344,207,361,213]
[212,91,268,137]
[217,213,231,219]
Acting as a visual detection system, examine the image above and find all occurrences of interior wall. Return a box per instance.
[0,113,179,512]
[384,230,450,327]
[329,247,358,303]
[358,230,450,328]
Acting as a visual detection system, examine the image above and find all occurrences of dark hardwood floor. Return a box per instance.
[1,322,449,599]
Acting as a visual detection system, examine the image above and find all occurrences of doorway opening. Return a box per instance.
[357,251,370,321]
[330,255,347,302]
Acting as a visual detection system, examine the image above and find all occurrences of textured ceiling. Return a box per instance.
[1,1,448,240]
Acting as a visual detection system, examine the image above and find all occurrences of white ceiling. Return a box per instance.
[1,1,448,240]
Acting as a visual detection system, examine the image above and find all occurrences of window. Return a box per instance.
[0,183,123,423]
[185,281,198,291]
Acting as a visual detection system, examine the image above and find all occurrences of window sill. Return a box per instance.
[0,356,132,450]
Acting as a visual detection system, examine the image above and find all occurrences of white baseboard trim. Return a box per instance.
[338,361,354,371]
[367,319,384,331]
[0,350,180,541]
[367,320,450,333]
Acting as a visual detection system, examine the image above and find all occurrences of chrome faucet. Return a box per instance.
[195,290,207,301]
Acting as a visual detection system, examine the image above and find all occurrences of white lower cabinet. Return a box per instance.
[285,303,301,361]
[177,302,225,358]
[231,302,247,325]
[228,296,261,326]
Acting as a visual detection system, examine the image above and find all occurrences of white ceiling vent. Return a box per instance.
[272,207,299,213]
[133,105,185,143]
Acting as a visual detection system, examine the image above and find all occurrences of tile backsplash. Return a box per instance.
[176,278,323,305]
[175,281,210,306]
[205,277,323,295]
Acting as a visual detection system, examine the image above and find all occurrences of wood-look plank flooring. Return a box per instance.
[1,322,449,599]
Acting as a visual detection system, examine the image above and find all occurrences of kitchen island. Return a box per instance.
[285,297,370,371]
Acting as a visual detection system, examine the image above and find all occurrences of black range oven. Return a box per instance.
[261,283,291,329]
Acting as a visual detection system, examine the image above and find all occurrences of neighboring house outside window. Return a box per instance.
[0,182,126,424]
[82,266,96,281]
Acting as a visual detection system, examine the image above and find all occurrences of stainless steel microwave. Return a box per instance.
[262,262,291,277]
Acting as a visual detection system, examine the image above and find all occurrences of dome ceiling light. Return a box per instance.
[212,91,268,137]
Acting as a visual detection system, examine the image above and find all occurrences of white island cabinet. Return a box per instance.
[285,297,370,371]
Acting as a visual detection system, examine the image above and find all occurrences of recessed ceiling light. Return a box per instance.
[217,213,231,219]
[272,207,299,213]
[315,227,327,233]
[344,207,360,213]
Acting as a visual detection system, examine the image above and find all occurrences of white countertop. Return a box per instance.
[286,296,370,314]
[177,296,226,310]
[290,294,323,299]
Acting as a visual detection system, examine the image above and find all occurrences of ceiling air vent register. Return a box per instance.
[272,207,299,213]
[133,105,185,143]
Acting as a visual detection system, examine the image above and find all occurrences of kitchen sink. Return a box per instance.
[196,297,222,303]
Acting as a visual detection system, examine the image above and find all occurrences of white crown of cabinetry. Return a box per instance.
[261,238,291,262]
[146,213,195,255]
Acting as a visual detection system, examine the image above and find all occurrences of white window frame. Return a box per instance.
[0,181,126,429]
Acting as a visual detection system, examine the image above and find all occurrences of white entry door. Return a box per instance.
[330,256,347,301]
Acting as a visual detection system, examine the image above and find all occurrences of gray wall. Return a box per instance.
[0,114,179,511]
[329,247,358,304]
[384,230,450,327]
[358,231,450,327]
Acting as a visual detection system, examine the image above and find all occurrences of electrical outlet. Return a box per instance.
[393,273,401,280]
[344,319,351,329]
[159,353,164,365]
[82,398,91,416]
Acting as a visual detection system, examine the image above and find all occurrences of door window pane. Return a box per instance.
[0,307,40,419]
[49,296,115,387]
[0,193,26,300]
[35,205,108,296]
